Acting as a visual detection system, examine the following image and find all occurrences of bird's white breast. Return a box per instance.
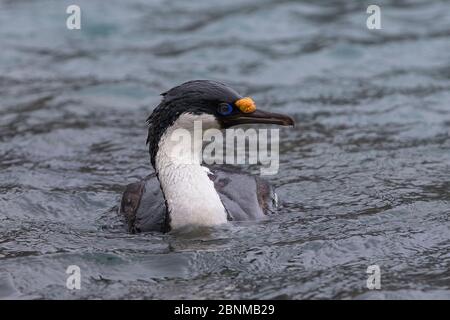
[155,113,227,229]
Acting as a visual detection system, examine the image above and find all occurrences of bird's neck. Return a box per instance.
[154,114,227,230]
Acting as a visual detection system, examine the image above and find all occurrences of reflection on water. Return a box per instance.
[0,0,449,299]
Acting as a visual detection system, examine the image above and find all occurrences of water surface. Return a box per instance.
[0,0,449,299]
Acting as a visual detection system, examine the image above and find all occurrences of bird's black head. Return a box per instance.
[146,80,294,167]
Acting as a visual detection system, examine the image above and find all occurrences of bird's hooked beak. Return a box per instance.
[222,97,295,128]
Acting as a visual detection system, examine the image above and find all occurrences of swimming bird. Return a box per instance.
[120,80,294,233]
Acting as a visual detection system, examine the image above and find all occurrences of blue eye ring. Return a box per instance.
[217,103,233,116]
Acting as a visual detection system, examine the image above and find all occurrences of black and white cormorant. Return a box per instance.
[120,80,294,233]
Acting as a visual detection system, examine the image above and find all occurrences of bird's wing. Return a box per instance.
[119,168,277,233]
[120,173,167,233]
[207,166,277,221]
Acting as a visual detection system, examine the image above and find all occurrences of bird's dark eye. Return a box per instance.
[217,103,233,116]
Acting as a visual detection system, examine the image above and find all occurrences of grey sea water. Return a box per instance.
[0,0,449,299]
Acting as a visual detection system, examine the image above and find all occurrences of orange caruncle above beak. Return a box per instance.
[235,97,256,113]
